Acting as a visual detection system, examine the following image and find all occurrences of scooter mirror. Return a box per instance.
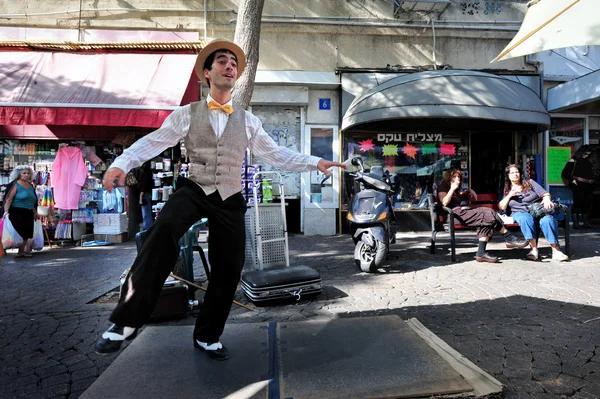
[343,157,370,173]
[320,174,332,186]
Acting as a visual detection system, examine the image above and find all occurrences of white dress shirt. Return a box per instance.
[111,95,321,174]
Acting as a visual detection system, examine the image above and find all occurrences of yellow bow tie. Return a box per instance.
[208,100,234,115]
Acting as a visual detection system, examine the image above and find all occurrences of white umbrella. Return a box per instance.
[491,0,600,63]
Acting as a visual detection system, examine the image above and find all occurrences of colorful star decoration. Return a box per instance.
[401,143,418,159]
[420,143,438,155]
[439,144,456,156]
[382,144,398,157]
[358,139,375,152]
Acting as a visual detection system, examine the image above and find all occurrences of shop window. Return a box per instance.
[515,131,538,159]
[547,117,585,188]
[546,118,586,205]
[549,117,585,153]
[589,116,600,145]
[341,132,468,210]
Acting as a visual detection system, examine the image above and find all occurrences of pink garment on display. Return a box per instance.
[52,147,88,210]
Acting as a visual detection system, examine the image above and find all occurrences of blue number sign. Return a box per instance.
[319,98,331,110]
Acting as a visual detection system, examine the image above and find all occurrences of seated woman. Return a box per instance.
[498,164,569,262]
[438,169,528,263]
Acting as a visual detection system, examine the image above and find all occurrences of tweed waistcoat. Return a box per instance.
[185,100,248,200]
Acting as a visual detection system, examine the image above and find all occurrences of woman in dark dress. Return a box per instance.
[437,169,527,263]
[561,145,595,229]
[3,165,38,257]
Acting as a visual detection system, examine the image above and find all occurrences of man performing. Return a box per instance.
[94,39,346,360]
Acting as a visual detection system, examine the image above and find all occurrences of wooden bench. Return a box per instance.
[428,193,571,262]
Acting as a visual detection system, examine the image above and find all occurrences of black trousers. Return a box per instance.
[110,177,247,343]
[571,182,594,214]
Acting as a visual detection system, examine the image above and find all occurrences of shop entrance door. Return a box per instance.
[470,132,514,198]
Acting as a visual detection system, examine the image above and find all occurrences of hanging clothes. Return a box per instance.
[102,188,124,213]
[52,146,89,210]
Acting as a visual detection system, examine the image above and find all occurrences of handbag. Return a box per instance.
[526,198,563,219]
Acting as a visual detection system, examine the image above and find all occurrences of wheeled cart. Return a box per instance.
[241,171,322,303]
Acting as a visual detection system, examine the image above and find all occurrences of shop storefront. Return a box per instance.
[547,72,600,220]
[245,78,341,235]
[0,49,199,244]
[340,70,550,231]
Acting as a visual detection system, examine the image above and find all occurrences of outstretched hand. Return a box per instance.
[103,167,126,192]
[317,159,347,176]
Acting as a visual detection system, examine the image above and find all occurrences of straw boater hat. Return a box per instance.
[194,39,246,85]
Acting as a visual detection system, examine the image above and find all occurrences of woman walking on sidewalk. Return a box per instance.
[3,165,38,258]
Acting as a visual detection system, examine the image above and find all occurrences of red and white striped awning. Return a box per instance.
[0,51,199,128]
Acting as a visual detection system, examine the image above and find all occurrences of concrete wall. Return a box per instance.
[304,208,336,236]
[0,0,535,72]
[534,46,600,82]
[306,90,338,125]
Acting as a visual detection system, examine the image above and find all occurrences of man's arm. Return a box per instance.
[104,106,190,191]
[247,113,345,175]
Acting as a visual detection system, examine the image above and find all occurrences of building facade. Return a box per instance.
[3,0,581,233]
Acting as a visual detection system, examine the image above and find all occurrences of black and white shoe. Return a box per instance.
[94,324,137,354]
[193,339,229,360]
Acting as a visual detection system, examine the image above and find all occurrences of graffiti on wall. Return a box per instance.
[252,107,302,197]
[261,126,301,196]
[484,2,502,15]
[460,2,502,15]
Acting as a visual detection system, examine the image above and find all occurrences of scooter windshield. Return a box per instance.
[361,174,391,192]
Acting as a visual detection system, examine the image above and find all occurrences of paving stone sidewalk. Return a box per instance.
[1,228,599,398]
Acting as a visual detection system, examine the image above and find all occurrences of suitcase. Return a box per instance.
[241,171,322,303]
[241,265,322,302]
[149,282,189,321]
[131,231,190,320]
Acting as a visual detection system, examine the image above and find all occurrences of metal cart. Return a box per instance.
[241,171,322,303]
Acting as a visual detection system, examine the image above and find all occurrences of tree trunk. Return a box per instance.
[232,0,265,110]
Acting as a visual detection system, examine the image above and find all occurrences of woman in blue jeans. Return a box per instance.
[498,164,568,262]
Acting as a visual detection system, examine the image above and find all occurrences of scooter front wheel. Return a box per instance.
[354,240,387,273]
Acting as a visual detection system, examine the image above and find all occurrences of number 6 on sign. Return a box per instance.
[319,98,331,110]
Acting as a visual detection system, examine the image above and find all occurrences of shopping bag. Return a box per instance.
[0,217,4,258]
[32,220,44,250]
[2,214,24,249]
